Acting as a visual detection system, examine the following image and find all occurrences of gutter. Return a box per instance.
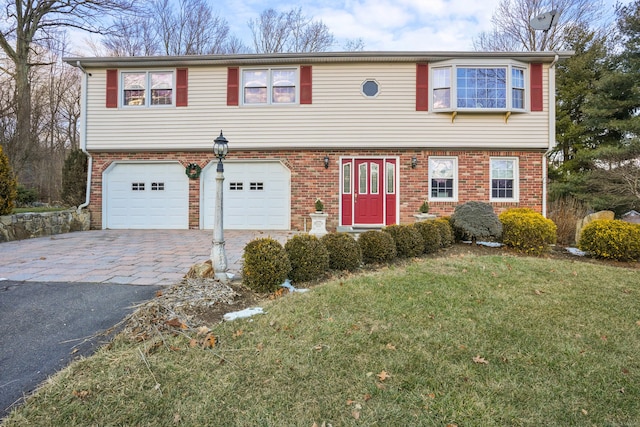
[75,61,93,214]
[542,54,559,218]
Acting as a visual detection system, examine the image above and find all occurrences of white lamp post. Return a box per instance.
[211,130,229,281]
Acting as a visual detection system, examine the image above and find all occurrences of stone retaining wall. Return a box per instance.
[0,209,90,243]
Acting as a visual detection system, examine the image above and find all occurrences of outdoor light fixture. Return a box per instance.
[411,157,418,169]
[323,155,330,169]
[213,131,229,171]
[211,130,229,281]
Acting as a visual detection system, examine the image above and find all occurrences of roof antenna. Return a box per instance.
[530,9,560,33]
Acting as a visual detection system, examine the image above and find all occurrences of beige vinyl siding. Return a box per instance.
[85,63,550,151]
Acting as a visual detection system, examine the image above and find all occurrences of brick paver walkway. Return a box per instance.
[0,229,296,286]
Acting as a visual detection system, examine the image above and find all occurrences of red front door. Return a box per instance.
[354,159,384,225]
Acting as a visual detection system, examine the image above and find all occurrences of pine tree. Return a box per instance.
[61,149,88,207]
[0,146,18,215]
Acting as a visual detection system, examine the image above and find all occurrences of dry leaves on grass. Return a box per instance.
[472,355,489,365]
[115,278,239,342]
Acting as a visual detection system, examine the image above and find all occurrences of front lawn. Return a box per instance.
[3,252,639,426]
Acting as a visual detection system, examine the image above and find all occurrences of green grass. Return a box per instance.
[4,253,640,426]
[12,206,69,214]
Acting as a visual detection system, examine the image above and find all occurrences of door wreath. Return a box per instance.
[185,163,202,179]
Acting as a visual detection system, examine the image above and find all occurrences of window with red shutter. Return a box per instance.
[227,67,239,106]
[176,68,188,107]
[300,65,312,104]
[530,63,543,112]
[416,63,429,111]
[106,69,118,108]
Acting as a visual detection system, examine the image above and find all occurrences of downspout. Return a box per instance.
[75,61,93,214]
[542,54,559,218]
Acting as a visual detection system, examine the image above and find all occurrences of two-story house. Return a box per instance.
[64,51,570,231]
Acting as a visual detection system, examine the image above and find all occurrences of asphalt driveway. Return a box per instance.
[0,229,295,418]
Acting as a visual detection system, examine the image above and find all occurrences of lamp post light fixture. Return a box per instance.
[211,130,229,281]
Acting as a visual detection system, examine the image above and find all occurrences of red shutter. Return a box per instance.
[227,67,239,106]
[300,65,312,104]
[416,63,429,111]
[106,69,118,108]
[176,68,188,107]
[530,63,543,112]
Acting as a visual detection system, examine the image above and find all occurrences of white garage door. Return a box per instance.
[202,161,290,230]
[104,162,189,229]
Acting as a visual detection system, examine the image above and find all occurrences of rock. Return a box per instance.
[575,210,615,244]
[185,260,215,279]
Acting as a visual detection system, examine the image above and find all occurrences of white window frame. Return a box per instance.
[490,157,519,202]
[242,67,299,105]
[431,60,528,113]
[121,70,175,108]
[428,156,458,202]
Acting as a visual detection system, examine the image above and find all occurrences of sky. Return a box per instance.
[212,0,624,52]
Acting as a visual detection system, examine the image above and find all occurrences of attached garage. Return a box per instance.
[103,162,189,229]
[202,161,290,230]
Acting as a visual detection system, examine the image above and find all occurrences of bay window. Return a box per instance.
[432,63,527,111]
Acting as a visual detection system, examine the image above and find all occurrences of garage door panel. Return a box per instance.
[105,163,189,229]
[202,162,290,230]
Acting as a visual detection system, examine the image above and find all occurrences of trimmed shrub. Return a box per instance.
[0,145,17,215]
[15,185,39,207]
[383,224,424,258]
[284,234,330,283]
[320,232,362,271]
[578,219,640,261]
[499,208,557,255]
[434,218,454,247]
[358,230,397,264]
[450,201,502,243]
[413,220,442,254]
[61,149,88,206]
[242,238,291,292]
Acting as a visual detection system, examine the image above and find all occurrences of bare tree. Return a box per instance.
[343,38,365,52]
[101,0,248,56]
[0,0,135,190]
[473,0,608,51]
[102,16,159,56]
[249,8,335,53]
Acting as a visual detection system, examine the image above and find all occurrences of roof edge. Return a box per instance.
[64,50,574,68]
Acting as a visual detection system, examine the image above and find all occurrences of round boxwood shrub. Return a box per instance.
[358,230,397,264]
[242,238,291,292]
[434,218,454,247]
[320,232,362,271]
[284,234,330,283]
[578,219,640,261]
[383,224,424,258]
[450,201,502,244]
[413,220,442,254]
[499,208,557,255]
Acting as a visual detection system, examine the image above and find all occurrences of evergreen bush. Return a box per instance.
[15,185,39,207]
[61,149,88,206]
[578,219,640,261]
[320,232,362,271]
[434,218,454,247]
[358,230,397,264]
[450,201,502,243]
[499,208,557,255]
[242,238,291,292]
[383,224,424,258]
[0,146,17,215]
[284,234,329,283]
[413,220,442,254]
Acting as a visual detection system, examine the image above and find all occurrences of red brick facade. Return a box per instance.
[88,149,545,231]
